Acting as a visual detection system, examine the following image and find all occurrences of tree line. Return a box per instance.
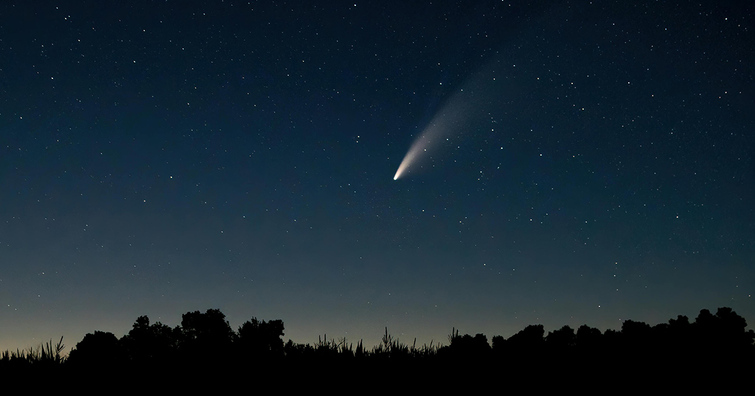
[2,306,753,388]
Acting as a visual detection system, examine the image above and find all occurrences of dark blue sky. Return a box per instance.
[1,1,753,350]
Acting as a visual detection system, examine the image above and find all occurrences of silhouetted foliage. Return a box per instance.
[120,315,180,367]
[693,307,755,360]
[575,324,602,351]
[545,325,575,350]
[443,329,491,359]
[179,309,235,366]
[0,336,65,374]
[67,331,125,369]
[506,324,545,355]
[491,334,505,351]
[4,306,754,390]
[621,319,652,352]
[237,317,285,360]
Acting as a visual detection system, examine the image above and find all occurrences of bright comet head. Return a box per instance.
[393,141,421,181]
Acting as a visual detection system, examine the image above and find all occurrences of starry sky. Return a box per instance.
[1,1,753,351]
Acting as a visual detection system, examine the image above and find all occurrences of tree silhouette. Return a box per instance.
[545,325,576,350]
[443,331,491,361]
[713,307,754,349]
[120,315,180,366]
[237,317,285,360]
[179,309,235,366]
[507,324,545,353]
[575,324,602,352]
[67,331,125,369]
[693,307,754,357]
[497,323,545,375]
[620,320,652,351]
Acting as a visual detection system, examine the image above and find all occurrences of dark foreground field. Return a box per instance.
[3,307,753,391]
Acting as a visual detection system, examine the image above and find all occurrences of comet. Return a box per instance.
[393,65,496,181]
[393,115,455,181]
[393,127,431,180]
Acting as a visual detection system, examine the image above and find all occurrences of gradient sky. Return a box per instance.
[1,1,753,352]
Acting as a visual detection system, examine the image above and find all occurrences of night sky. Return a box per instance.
[1,1,753,352]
